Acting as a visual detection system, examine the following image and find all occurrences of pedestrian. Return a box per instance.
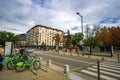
[19,47,28,61]
[69,47,72,53]
[19,47,25,55]
[0,48,4,72]
[15,47,19,54]
[69,47,73,56]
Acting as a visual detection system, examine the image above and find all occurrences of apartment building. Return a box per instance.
[26,25,63,47]
[17,34,26,47]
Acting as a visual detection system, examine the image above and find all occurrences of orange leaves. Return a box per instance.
[96,29,111,45]
[109,27,120,46]
[53,34,63,44]
[96,26,120,46]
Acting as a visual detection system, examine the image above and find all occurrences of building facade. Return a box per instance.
[17,34,26,47]
[26,25,63,47]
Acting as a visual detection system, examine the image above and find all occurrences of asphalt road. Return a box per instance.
[35,51,97,71]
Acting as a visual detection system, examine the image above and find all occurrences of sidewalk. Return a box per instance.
[0,61,95,80]
[48,50,120,62]
[34,50,101,80]
[33,50,120,80]
[0,66,69,80]
[49,63,96,80]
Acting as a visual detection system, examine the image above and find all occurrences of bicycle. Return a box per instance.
[15,55,40,72]
[6,54,19,70]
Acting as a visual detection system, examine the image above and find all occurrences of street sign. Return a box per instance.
[5,42,12,56]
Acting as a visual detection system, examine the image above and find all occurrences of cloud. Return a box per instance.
[100,17,120,23]
[0,0,120,34]
[71,26,79,30]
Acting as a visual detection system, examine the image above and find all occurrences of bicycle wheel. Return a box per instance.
[33,61,40,70]
[7,61,15,70]
[15,62,26,72]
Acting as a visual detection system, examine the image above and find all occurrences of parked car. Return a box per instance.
[26,48,33,53]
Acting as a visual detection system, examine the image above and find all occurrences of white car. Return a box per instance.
[26,48,33,53]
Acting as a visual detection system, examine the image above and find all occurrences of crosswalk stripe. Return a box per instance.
[100,64,120,70]
[81,70,117,80]
[80,62,120,80]
[101,63,120,68]
[87,68,120,77]
[102,62,120,66]
[92,66,120,74]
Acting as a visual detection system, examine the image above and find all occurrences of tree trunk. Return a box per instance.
[104,46,106,52]
[110,45,113,57]
[90,44,92,55]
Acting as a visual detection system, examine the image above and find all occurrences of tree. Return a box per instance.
[65,30,71,48]
[13,35,20,46]
[53,33,63,54]
[0,31,20,47]
[109,27,120,57]
[63,35,68,47]
[96,26,120,57]
[96,26,112,47]
[71,32,83,47]
[71,35,76,47]
[109,27,120,46]
[84,25,100,55]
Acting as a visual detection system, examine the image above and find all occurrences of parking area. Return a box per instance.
[0,66,69,80]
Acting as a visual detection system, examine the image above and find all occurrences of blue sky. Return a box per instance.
[0,0,120,34]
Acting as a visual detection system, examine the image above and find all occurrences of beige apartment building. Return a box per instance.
[26,25,63,47]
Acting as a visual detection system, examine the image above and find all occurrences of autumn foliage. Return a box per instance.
[53,33,63,45]
[109,27,120,46]
[96,26,120,46]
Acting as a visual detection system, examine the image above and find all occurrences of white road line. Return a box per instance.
[81,70,117,80]
[103,61,120,65]
[100,64,120,70]
[87,68,120,77]
[101,63,120,68]
[42,54,93,64]
[92,66,120,73]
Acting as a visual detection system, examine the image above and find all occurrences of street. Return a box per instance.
[35,51,96,71]
[35,50,120,80]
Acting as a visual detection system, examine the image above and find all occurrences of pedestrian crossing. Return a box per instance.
[80,61,120,80]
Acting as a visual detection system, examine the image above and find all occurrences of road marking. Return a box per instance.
[41,53,93,64]
[103,61,120,65]
[81,70,117,80]
[92,66,120,73]
[87,68,120,77]
[68,73,86,80]
[101,63,120,68]
[100,64,120,70]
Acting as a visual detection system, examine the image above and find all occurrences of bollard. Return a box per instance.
[118,54,120,62]
[39,57,42,69]
[102,56,104,61]
[64,51,65,55]
[47,59,51,66]
[88,55,90,59]
[97,60,100,80]
[39,57,43,63]
[64,64,69,74]
[39,57,43,61]
[78,53,80,57]
[70,52,72,56]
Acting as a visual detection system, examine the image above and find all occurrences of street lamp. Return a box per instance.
[76,12,83,39]
[76,12,84,56]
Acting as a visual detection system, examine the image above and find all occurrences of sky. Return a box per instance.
[0,0,120,34]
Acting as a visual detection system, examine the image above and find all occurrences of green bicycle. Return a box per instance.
[6,54,19,70]
[15,55,40,72]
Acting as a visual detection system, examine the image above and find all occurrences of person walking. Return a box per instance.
[69,47,73,56]
[0,48,4,72]
[15,47,19,54]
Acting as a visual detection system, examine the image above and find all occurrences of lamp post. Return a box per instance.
[76,12,83,39]
[76,12,84,56]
